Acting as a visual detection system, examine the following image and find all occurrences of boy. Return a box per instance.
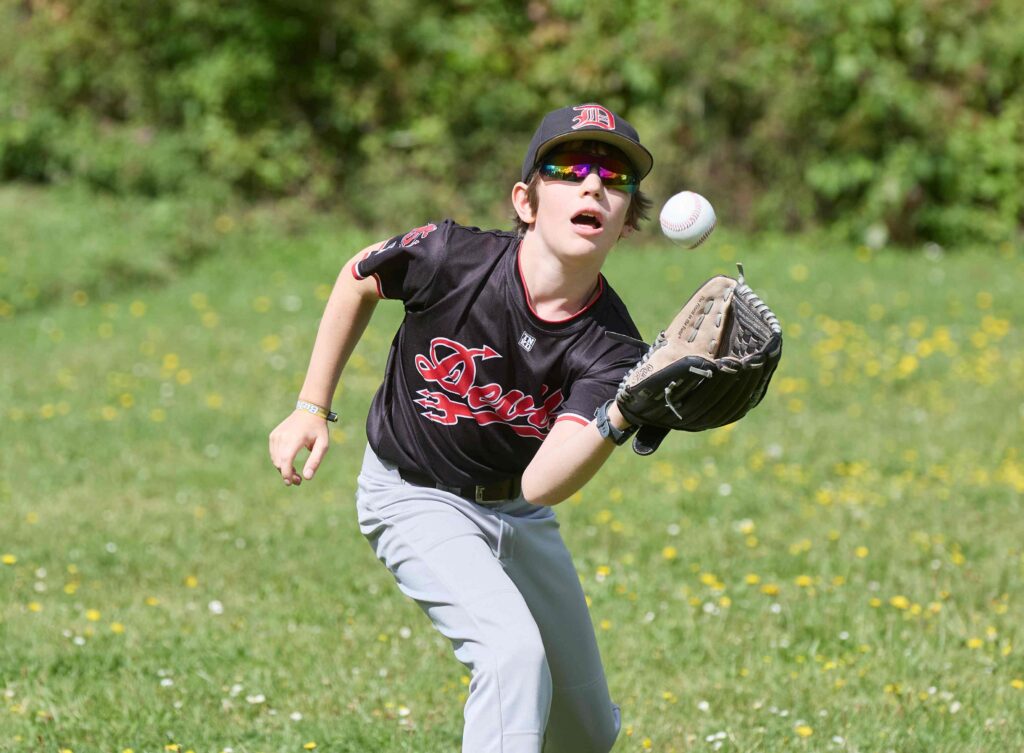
[269,103,653,753]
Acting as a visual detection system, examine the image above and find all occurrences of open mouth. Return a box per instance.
[571,211,603,229]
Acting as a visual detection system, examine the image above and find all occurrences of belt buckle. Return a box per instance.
[475,485,485,503]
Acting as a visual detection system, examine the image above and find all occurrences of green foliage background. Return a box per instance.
[2,0,1023,245]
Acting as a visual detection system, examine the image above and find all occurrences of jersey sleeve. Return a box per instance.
[554,344,638,426]
[352,220,450,305]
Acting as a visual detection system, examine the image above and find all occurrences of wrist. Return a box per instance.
[594,399,638,446]
[606,401,633,431]
[295,399,338,422]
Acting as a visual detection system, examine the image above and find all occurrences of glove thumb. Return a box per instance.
[632,425,671,456]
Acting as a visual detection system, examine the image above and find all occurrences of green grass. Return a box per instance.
[1,185,1022,753]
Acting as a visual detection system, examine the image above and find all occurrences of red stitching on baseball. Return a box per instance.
[661,193,704,232]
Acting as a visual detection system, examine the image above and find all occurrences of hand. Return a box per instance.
[268,410,331,486]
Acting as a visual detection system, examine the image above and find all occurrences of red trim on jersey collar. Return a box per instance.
[516,243,605,324]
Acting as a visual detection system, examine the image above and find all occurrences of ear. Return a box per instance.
[619,224,635,238]
[511,181,535,225]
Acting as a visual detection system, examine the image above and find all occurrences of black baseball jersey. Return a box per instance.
[353,220,642,487]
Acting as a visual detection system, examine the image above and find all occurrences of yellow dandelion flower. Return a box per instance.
[599,619,612,630]
[889,595,910,610]
[145,596,161,606]
[252,296,272,312]
[85,609,101,621]
[1011,679,1024,690]
[1,553,16,565]
[28,602,43,612]
[795,725,813,737]
[967,637,984,649]
[855,546,869,558]
[642,738,653,750]
[869,597,882,608]
[596,565,611,578]
[794,575,814,588]
[719,596,732,608]
[214,214,235,233]
[111,622,125,634]
[761,583,780,596]
[184,575,198,588]
[123,749,135,753]
[162,353,180,371]
[303,742,318,750]
[176,369,192,385]
[745,573,761,585]
[206,393,224,409]
[129,300,147,317]
[662,546,678,560]
[150,408,167,423]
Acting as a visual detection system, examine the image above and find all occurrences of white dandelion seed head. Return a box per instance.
[290,712,303,722]
[245,694,266,704]
[208,600,224,615]
[697,700,710,713]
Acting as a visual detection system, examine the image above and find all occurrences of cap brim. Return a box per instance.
[532,132,654,181]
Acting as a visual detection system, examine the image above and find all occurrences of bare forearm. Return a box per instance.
[298,255,380,407]
[521,403,632,506]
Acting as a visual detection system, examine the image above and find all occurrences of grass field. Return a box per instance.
[2,185,1022,753]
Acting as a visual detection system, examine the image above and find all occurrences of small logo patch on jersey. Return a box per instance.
[572,104,616,131]
[518,332,536,352]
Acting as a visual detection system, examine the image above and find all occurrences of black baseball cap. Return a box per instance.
[521,103,654,183]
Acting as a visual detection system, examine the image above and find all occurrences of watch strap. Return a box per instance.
[594,399,637,446]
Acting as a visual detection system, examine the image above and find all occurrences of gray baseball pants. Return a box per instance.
[356,445,621,753]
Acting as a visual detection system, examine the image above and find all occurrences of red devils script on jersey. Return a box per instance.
[412,337,564,440]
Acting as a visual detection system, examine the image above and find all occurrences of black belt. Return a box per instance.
[397,467,522,504]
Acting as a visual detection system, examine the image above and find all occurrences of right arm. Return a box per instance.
[268,244,384,486]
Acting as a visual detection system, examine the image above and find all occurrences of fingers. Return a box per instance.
[269,415,330,487]
[303,434,329,480]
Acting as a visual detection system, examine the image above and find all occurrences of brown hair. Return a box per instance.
[514,171,652,237]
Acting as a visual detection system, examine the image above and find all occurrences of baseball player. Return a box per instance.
[269,103,654,753]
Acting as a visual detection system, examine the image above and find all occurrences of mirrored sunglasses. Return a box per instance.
[538,152,639,194]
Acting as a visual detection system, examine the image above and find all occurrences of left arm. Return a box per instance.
[521,402,633,506]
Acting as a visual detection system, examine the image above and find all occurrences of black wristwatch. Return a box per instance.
[594,399,638,446]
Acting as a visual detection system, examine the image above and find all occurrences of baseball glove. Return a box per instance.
[613,264,782,455]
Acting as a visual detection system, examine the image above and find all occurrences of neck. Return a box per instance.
[518,232,604,320]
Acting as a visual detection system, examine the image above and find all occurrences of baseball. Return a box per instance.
[659,191,717,248]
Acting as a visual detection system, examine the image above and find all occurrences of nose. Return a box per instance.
[579,169,604,198]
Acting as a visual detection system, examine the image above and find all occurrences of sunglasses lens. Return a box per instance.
[539,158,638,193]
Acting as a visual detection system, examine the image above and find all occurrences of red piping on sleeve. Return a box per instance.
[351,255,385,299]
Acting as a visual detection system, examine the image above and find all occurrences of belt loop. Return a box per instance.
[475,486,485,503]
